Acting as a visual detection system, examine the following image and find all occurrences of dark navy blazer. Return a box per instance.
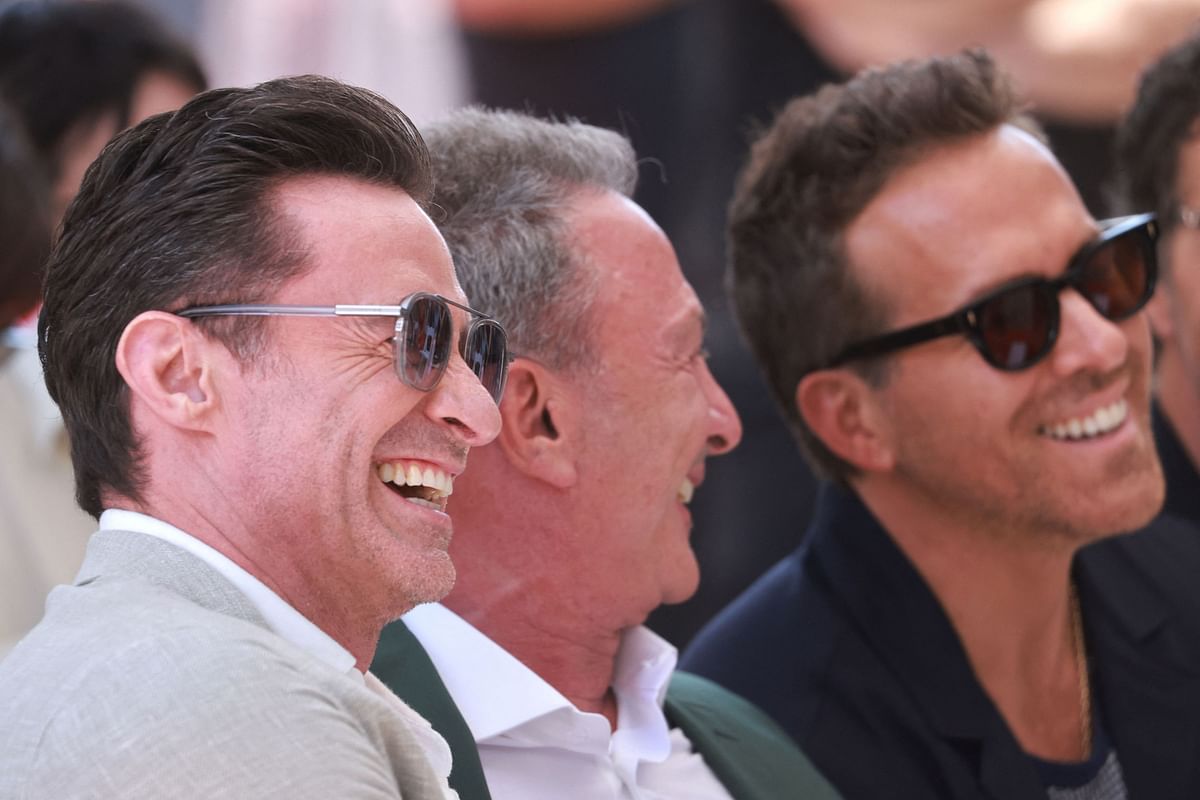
[1153,402,1200,527]
[681,484,1200,800]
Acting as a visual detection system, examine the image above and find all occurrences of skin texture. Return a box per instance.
[1149,135,1200,472]
[798,125,1163,760]
[443,188,742,726]
[112,175,502,669]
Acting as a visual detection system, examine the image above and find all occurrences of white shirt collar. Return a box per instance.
[402,602,678,762]
[99,508,357,675]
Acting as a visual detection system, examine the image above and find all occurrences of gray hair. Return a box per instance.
[424,107,638,368]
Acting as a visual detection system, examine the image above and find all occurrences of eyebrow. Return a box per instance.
[955,226,1100,307]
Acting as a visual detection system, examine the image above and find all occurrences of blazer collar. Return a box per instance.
[1075,523,1200,799]
[76,528,269,630]
[1152,402,1200,524]
[808,485,1045,796]
[810,485,1200,798]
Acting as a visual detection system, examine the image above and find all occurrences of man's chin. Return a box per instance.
[660,558,702,606]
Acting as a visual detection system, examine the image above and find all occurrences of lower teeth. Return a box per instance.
[405,496,442,511]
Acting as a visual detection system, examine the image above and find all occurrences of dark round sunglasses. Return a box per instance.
[827,213,1159,372]
[176,292,510,403]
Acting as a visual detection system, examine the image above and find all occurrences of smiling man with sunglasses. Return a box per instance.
[0,76,504,798]
[682,51,1200,799]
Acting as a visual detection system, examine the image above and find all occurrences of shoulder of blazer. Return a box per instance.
[371,619,493,800]
[664,671,843,800]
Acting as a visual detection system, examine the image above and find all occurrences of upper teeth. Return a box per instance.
[376,461,454,497]
[1040,399,1128,441]
[678,478,695,505]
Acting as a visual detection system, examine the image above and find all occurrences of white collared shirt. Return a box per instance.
[403,602,733,800]
[98,510,456,787]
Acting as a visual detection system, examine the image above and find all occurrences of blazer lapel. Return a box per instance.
[664,671,843,800]
[1077,528,1200,800]
[77,529,267,628]
[812,488,1045,800]
[372,619,493,800]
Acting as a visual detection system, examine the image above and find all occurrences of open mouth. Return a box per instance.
[377,461,454,512]
[677,477,695,505]
[1037,399,1127,442]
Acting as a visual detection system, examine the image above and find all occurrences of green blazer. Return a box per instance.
[371,619,841,800]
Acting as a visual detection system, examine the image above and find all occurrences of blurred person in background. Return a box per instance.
[0,101,49,336]
[0,0,206,221]
[447,0,1200,648]
[681,50,1200,799]
[196,0,467,125]
[0,0,205,655]
[371,107,840,800]
[0,102,54,645]
[1112,31,1200,527]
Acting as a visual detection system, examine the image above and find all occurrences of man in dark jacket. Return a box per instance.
[682,50,1200,799]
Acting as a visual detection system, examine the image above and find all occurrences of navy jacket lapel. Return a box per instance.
[812,488,1045,799]
[1076,523,1200,800]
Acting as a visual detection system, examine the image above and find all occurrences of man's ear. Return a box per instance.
[114,311,221,431]
[496,359,578,488]
[796,369,895,473]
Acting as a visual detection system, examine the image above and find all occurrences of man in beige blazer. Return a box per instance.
[0,74,506,798]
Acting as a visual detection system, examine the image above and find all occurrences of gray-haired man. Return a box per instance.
[372,108,840,800]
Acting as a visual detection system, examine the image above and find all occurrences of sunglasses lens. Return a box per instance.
[976,284,1058,370]
[1076,228,1153,321]
[398,295,452,391]
[464,319,509,403]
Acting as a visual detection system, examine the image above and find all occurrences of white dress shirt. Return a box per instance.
[403,602,733,800]
[98,510,456,792]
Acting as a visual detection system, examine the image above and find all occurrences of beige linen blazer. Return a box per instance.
[0,529,453,799]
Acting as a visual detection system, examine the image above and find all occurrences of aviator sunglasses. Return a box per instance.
[827,213,1159,372]
[177,292,510,403]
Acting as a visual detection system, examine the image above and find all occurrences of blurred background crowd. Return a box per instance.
[3,0,1199,653]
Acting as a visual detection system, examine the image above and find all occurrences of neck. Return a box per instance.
[858,481,1091,761]
[445,586,624,729]
[121,493,386,672]
[1155,346,1200,472]
[445,457,639,730]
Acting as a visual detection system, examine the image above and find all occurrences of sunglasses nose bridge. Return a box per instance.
[422,351,504,446]
[1049,287,1131,376]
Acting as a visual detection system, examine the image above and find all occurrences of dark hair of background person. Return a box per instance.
[0,0,206,182]
[0,100,51,331]
[728,49,1038,483]
[425,107,636,369]
[38,74,433,520]
[1111,33,1200,241]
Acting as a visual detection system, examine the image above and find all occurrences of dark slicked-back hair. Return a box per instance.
[1113,33,1200,244]
[728,49,1034,483]
[424,107,637,369]
[39,74,433,518]
[0,0,206,183]
[0,100,51,330]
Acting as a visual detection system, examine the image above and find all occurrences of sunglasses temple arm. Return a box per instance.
[830,314,969,366]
